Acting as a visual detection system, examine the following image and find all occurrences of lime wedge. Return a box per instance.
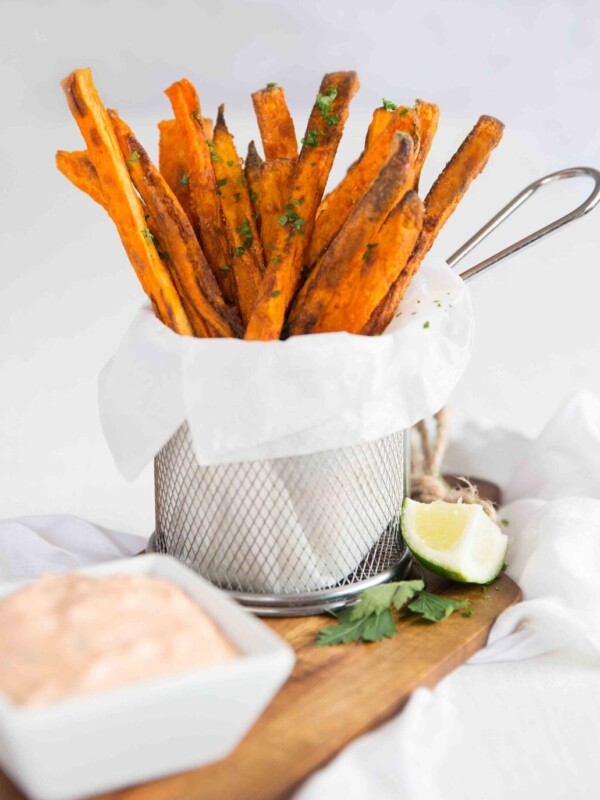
[401,498,508,584]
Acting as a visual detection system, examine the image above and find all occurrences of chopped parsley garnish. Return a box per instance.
[500,518,509,527]
[278,202,306,234]
[423,321,430,329]
[180,172,189,186]
[399,107,410,117]
[362,242,378,260]
[206,140,222,163]
[266,82,278,88]
[234,246,246,256]
[141,228,154,242]
[220,264,231,272]
[462,609,474,618]
[191,109,201,120]
[272,255,281,263]
[126,150,141,168]
[382,98,397,111]
[158,250,170,261]
[234,192,241,203]
[301,129,322,148]
[227,159,234,167]
[237,218,253,248]
[237,175,245,186]
[250,189,258,202]
[271,290,281,297]
[316,85,339,126]
[217,178,228,187]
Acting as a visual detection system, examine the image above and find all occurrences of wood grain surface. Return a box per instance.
[0,574,520,800]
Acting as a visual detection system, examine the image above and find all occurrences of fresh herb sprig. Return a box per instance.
[316,580,470,646]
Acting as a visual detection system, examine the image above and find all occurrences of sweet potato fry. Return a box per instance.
[211,105,264,325]
[158,119,196,228]
[244,140,264,226]
[244,71,360,341]
[165,79,234,302]
[202,117,213,140]
[252,84,298,161]
[365,104,401,149]
[109,111,242,339]
[60,68,192,336]
[413,99,440,190]
[312,192,423,334]
[364,114,505,335]
[307,106,418,266]
[56,149,107,212]
[287,135,415,336]
[258,158,295,259]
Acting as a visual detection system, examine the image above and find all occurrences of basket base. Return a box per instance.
[146,534,412,616]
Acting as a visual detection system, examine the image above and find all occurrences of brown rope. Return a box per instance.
[410,408,498,521]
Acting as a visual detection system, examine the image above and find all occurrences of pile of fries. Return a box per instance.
[57,69,504,340]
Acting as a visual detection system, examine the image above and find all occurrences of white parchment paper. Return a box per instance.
[99,258,474,479]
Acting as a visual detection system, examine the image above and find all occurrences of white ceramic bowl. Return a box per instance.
[0,554,295,800]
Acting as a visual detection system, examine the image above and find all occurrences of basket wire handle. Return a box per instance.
[447,166,600,281]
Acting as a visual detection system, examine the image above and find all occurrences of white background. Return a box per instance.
[1,0,599,535]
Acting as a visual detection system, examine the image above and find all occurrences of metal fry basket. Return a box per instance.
[149,423,411,615]
[148,167,600,617]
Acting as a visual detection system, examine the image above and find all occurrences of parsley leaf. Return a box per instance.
[141,228,154,242]
[399,108,410,117]
[423,321,430,329]
[206,140,222,163]
[237,218,253,248]
[250,189,258,202]
[180,172,189,186]
[316,85,339,126]
[266,81,278,88]
[217,178,227,187]
[271,290,281,297]
[301,129,322,148]
[362,242,378,260]
[407,592,469,622]
[126,150,141,168]
[382,98,397,111]
[346,580,424,620]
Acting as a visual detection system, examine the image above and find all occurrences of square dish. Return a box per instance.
[0,554,295,800]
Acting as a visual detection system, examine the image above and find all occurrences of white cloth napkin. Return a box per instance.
[296,390,600,800]
[1,392,599,799]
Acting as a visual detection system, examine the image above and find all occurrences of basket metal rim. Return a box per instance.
[147,532,412,615]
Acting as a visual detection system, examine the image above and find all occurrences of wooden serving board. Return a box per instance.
[0,574,520,800]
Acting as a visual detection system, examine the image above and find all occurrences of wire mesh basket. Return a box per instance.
[148,423,411,615]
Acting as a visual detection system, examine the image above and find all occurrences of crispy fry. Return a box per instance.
[307,106,418,266]
[212,105,263,325]
[413,99,440,190]
[364,114,505,334]
[60,68,192,335]
[258,158,295,259]
[109,111,242,339]
[287,135,415,335]
[158,119,196,228]
[313,192,423,334]
[202,117,213,140]
[245,140,264,227]
[251,85,298,161]
[165,79,234,302]
[365,106,398,149]
[56,149,107,212]
[244,71,360,341]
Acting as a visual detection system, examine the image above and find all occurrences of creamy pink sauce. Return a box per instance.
[0,573,238,707]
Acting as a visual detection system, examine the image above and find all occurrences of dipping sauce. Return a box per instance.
[0,573,237,707]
